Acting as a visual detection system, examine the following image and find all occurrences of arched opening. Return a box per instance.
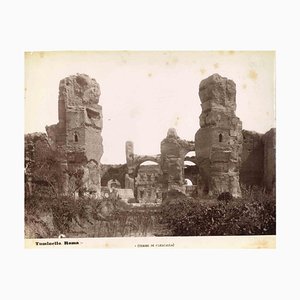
[135,160,162,204]
[184,178,193,186]
[74,132,79,142]
[183,151,198,195]
[183,170,197,196]
[184,151,197,165]
[219,133,223,142]
[184,161,196,166]
[139,161,159,166]
[185,151,196,158]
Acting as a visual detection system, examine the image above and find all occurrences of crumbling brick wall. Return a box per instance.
[195,74,243,198]
[45,74,104,197]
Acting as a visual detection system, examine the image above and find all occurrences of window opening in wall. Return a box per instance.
[74,132,78,142]
[219,133,223,142]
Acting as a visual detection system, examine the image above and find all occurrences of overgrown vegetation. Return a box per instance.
[160,185,276,236]
[25,184,276,238]
[25,192,162,238]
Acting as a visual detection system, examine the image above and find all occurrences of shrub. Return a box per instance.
[25,190,140,237]
[217,192,233,202]
[160,186,275,236]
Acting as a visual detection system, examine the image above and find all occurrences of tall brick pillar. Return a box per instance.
[46,73,103,197]
[195,74,243,198]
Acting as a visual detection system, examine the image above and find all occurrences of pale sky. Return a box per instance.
[25,51,275,164]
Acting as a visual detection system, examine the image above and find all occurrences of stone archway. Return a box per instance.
[184,178,193,186]
[132,155,161,178]
[184,151,197,164]
[183,151,198,186]
[134,160,163,204]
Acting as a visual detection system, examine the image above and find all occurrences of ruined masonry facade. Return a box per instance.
[195,74,243,198]
[46,74,103,197]
[25,72,276,201]
[160,128,195,193]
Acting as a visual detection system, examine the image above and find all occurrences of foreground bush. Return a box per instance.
[160,187,276,236]
[25,193,161,238]
[25,194,92,237]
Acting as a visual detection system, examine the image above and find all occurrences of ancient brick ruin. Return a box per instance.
[195,74,243,198]
[160,128,195,194]
[25,73,276,203]
[45,74,103,197]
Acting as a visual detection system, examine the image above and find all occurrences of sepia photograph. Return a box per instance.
[4,1,300,299]
[24,51,276,248]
